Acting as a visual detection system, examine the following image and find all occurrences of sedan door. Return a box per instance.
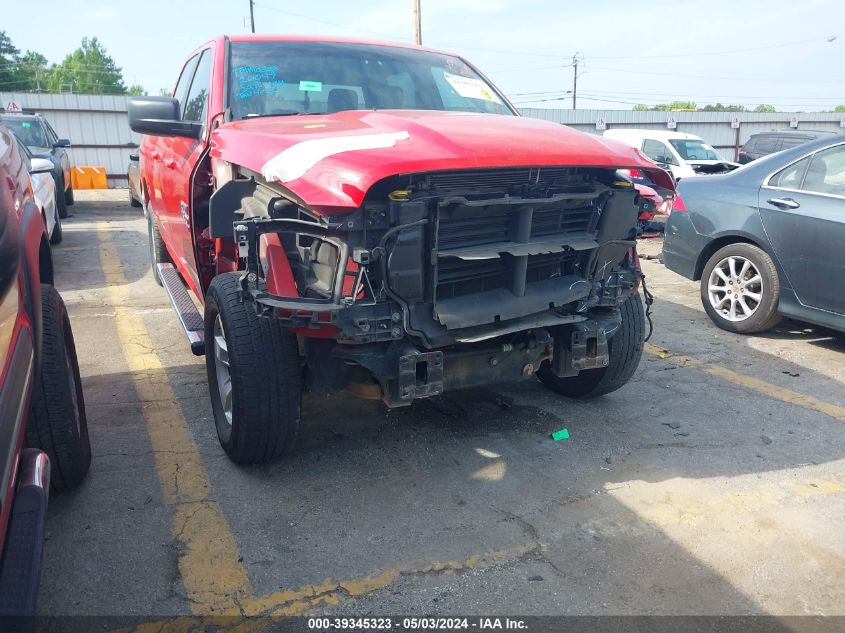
[759,143,845,314]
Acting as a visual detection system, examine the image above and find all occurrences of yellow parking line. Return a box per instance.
[96,222,251,614]
[238,544,537,617]
[645,343,845,423]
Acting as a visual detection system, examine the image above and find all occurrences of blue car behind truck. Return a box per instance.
[663,134,845,335]
[0,111,74,219]
[0,121,90,616]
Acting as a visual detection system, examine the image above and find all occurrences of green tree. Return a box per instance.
[0,31,21,92]
[657,100,697,111]
[46,37,127,94]
[633,100,697,111]
[127,84,147,96]
[700,103,746,112]
[834,105,845,112]
[754,104,776,113]
[12,51,49,92]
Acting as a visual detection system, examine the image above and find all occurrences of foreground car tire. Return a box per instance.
[700,243,780,334]
[49,204,62,245]
[65,184,74,206]
[147,213,170,286]
[537,293,645,399]
[57,177,69,219]
[205,273,302,464]
[25,284,91,492]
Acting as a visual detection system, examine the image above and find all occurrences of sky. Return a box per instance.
[4,0,845,111]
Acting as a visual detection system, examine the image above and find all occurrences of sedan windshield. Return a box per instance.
[669,139,724,162]
[1,117,48,148]
[228,41,515,120]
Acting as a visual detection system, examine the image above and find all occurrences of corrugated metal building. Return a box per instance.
[3,91,844,187]
[1,92,140,187]
[520,109,845,158]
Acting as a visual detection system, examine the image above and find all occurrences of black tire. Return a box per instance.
[49,208,62,245]
[204,273,302,464]
[537,293,645,399]
[57,177,69,219]
[65,183,74,206]
[129,188,142,208]
[148,213,170,286]
[700,243,781,334]
[25,284,91,492]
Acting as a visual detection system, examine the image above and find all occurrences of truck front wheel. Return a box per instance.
[204,273,302,464]
[537,293,645,399]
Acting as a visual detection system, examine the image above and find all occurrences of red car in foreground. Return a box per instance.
[129,35,674,464]
[0,122,90,615]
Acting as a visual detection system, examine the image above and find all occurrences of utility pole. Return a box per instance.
[571,52,582,110]
[249,0,256,33]
[413,0,422,45]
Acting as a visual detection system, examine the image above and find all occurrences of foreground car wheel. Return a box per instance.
[49,201,62,245]
[205,273,302,464]
[700,243,780,334]
[57,177,69,219]
[537,293,645,399]
[65,184,74,206]
[147,213,170,286]
[25,284,91,491]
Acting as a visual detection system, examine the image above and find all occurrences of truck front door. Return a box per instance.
[157,47,213,296]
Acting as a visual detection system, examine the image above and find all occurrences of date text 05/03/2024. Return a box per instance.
[307,617,528,630]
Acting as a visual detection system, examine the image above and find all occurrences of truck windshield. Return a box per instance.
[227,41,515,120]
[1,117,48,148]
[669,139,724,162]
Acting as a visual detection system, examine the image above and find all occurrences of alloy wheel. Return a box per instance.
[707,255,763,322]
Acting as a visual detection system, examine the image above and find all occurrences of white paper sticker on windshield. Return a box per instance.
[443,72,502,104]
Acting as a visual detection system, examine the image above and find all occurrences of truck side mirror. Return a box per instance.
[54,138,71,148]
[128,97,201,139]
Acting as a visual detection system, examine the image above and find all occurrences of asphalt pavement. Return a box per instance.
[37,191,845,620]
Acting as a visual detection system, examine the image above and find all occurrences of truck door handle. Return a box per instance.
[767,197,800,210]
[163,159,177,170]
[151,152,161,161]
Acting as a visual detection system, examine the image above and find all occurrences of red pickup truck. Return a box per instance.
[0,121,90,615]
[129,35,673,464]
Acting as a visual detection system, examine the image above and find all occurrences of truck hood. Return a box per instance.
[211,110,674,209]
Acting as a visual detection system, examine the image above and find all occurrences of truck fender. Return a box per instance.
[19,199,51,364]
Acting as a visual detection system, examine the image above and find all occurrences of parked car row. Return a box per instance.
[663,134,845,334]
[738,129,838,164]
[0,121,91,616]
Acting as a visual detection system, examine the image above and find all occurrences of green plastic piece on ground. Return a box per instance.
[552,428,570,441]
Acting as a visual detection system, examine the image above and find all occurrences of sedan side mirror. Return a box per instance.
[30,157,54,174]
[54,138,71,148]
[129,153,139,161]
[128,96,201,139]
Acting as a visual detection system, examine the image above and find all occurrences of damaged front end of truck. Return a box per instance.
[210,163,656,406]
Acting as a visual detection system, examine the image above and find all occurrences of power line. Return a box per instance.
[584,64,842,84]
[588,33,841,60]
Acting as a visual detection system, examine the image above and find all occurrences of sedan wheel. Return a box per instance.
[700,243,781,334]
[707,255,762,322]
